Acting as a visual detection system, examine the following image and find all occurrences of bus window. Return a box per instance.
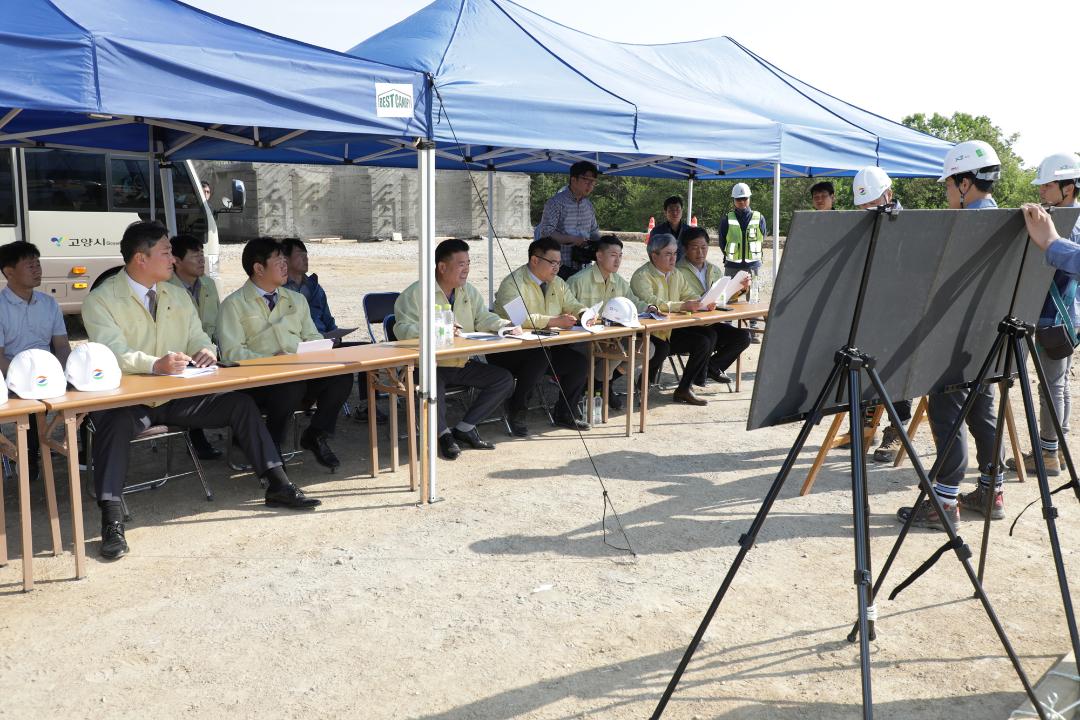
[25,149,108,212]
[110,157,165,212]
[0,152,15,226]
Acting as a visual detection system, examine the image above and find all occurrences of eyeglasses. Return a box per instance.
[532,255,561,268]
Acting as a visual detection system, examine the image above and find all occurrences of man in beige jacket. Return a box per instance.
[82,222,319,560]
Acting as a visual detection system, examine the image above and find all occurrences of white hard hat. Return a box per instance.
[1032,152,1080,186]
[7,349,66,399]
[937,140,1001,183]
[731,183,752,199]
[852,166,892,206]
[601,297,641,328]
[65,342,121,392]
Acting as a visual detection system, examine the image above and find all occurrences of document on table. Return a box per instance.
[297,338,334,353]
[504,296,528,327]
[701,270,751,306]
[176,365,218,378]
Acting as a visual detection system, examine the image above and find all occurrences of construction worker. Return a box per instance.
[719,183,767,340]
[898,140,1004,530]
[850,167,912,461]
[810,181,835,210]
[1007,153,1080,476]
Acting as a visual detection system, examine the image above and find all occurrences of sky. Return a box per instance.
[185,0,1080,168]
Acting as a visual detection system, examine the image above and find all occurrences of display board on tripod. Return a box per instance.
[748,207,1080,430]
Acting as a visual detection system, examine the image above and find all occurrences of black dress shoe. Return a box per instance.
[100,521,129,560]
[451,427,495,450]
[553,414,591,431]
[708,369,733,384]
[265,482,321,509]
[300,429,340,470]
[438,433,462,460]
[673,388,708,406]
[506,415,529,438]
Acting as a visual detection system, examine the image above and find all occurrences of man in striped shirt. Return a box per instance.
[536,161,601,280]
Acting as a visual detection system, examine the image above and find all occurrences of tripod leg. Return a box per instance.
[845,366,875,719]
[975,345,1014,585]
[1024,334,1080,499]
[652,359,846,719]
[864,365,1051,720]
[1017,334,1080,664]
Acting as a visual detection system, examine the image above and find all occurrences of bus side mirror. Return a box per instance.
[220,179,245,212]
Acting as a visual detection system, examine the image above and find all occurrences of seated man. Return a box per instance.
[0,241,71,479]
[281,237,340,338]
[395,239,516,460]
[218,237,353,470]
[675,227,752,385]
[630,233,717,406]
[566,234,655,410]
[82,222,319,560]
[167,233,222,460]
[491,237,591,435]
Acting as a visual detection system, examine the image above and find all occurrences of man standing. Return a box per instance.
[492,237,591,435]
[218,237,353,470]
[82,222,318,560]
[0,241,71,479]
[898,140,1005,530]
[650,195,689,259]
[719,183,767,340]
[675,227,751,385]
[1007,153,1080,476]
[395,239,516,460]
[167,233,223,460]
[810,181,835,211]
[536,161,602,280]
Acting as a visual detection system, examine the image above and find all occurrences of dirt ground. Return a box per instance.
[0,238,1077,719]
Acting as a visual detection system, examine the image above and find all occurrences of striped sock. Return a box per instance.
[933,482,959,504]
[1040,436,1059,453]
[978,473,1004,491]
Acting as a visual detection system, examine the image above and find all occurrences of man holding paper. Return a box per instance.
[492,237,591,435]
[630,233,717,406]
[676,227,752,385]
[82,222,320,560]
[218,237,352,470]
[395,239,516,460]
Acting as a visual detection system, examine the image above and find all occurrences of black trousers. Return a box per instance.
[649,326,716,392]
[437,360,515,433]
[89,393,282,503]
[704,323,753,377]
[245,375,353,444]
[489,345,588,419]
[927,385,1001,489]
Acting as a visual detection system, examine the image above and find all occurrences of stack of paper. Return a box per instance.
[702,270,751,306]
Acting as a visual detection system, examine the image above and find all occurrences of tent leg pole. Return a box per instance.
[686,176,694,222]
[772,162,781,283]
[418,142,439,503]
[487,169,496,308]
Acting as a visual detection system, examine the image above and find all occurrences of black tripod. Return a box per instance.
[652,205,1051,720]
[861,316,1080,670]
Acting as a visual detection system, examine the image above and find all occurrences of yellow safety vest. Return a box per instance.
[724,210,763,263]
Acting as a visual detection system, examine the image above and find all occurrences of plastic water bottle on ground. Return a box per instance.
[591,392,603,425]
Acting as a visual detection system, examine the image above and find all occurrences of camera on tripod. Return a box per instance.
[571,239,599,265]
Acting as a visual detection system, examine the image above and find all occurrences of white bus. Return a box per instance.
[0,148,229,313]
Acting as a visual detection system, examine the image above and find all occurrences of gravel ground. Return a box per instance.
[0,238,1075,720]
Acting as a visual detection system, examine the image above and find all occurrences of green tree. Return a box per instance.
[893,112,1036,209]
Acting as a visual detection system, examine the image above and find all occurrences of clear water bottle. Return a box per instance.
[748,279,760,304]
[591,392,603,425]
[435,304,449,348]
[445,304,456,344]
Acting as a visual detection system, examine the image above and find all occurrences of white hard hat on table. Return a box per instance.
[601,297,642,328]
[7,349,66,399]
[65,342,122,392]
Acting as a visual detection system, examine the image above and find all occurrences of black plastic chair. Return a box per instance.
[365,292,400,343]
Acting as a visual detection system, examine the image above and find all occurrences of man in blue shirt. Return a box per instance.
[0,241,70,479]
[898,140,1004,531]
[1006,154,1080,477]
[282,238,339,336]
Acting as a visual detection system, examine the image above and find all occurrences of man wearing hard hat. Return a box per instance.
[898,140,1004,531]
[851,167,913,463]
[1007,154,1080,477]
[719,183,767,340]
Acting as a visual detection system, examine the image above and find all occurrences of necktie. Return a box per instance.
[146,288,158,320]
[264,292,277,312]
[539,282,548,297]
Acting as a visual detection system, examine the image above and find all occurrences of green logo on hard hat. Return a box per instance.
[975,148,985,157]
